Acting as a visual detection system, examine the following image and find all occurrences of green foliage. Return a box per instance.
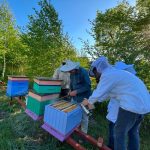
[141,114,150,130]
[0,0,87,81]
[22,0,77,77]
[0,2,27,79]
[136,0,150,22]
[76,56,90,69]
[83,1,150,89]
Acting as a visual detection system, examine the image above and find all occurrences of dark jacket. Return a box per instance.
[70,67,91,103]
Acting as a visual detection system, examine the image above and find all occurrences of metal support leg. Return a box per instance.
[66,137,86,150]
[74,128,111,150]
[9,97,13,106]
[17,96,26,109]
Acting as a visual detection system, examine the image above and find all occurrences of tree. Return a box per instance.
[135,0,150,89]
[83,1,150,88]
[22,0,77,77]
[0,1,27,79]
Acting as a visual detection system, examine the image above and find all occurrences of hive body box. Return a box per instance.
[26,91,59,116]
[33,77,62,94]
[42,101,82,141]
[6,76,29,97]
[25,77,62,120]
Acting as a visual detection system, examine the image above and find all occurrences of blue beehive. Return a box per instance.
[44,101,82,136]
[6,76,29,97]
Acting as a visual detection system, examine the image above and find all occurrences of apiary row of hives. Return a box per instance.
[6,76,83,141]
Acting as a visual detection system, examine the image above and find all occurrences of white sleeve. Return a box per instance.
[88,74,117,104]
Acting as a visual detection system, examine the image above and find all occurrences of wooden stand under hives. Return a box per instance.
[14,96,111,150]
[0,81,6,91]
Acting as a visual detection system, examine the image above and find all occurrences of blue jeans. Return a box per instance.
[114,108,143,150]
[108,121,115,150]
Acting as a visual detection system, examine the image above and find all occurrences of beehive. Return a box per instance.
[43,101,82,140]
[33,77,62,94]
[26,91,59,116]
[6,76,29,97]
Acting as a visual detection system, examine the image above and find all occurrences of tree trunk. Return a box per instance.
[2,53,6,79]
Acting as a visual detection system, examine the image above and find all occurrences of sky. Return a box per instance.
[4,0,136,51]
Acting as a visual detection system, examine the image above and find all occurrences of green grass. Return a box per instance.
[0,93,150,150]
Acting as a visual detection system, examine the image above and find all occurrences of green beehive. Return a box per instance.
[26,91,59,116]
[33,77,62,94]
[33,83,61,94]
[27,97,50,115]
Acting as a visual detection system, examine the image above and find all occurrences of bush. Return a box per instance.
[141,114,150,129]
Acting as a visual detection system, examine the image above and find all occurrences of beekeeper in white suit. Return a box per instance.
[82,56,150,150]
[107,61,137,150]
